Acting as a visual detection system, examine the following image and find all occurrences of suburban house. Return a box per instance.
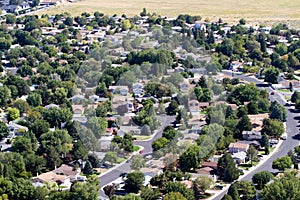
[52,164,81,182]
[32,172,72,190]
[232,151,247,164]
[72,105,84,115]
[179,80,191,92]
[70,94,85,104]
[8,122,28,134]
[228,142,249,154]
[119,126,141,135]
[98,135,114,151]
[109,86,129,96]
[242,130,262,141]
[248,113,269,132]
[189,100,200,113]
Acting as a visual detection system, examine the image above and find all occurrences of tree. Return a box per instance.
[164,192,187,200]
[30,119,50,139]
[264,66,280,84]
[12,136,36,154]
[166,100,179,115]
[247,145,258,166]
[270,103,286,122]
[162,126,178,140]
[7,107,20,122]
[261,119,284,139]
[179,144,201,172]
[236,115,252,138]
[0,86,11,108]
[27,93,42,107]
[152,137,169,151]
[103,184,116,199]
[291,91,300,103]
[121,19,131,31]
[124,171,145,193]
[87,117,108,138]
[252,171,274,189]
[193,176,212,199]
[6,14,16,24]
[0,121,9,140]
[247,101,259,114]
[140,124,151,136]
[227,183,240,200]
[43,107,72,128]
[260,134,270,147]
[69,175,99,200]
[140,187,160,200]
[272,156,292,171]
[164,182,194,200]
[0,37,11,51]
[12,99,29,114]
[86,154,99,168]
[103,151,117,166]
[64,16,73,26]
[218,153,240,182]
[235,181,256,200]
[239,18,246,25]
[227,83,260,105]
[274,43,287,56]
[140,8,147,17]
[130,154,145,170]
[83,161,93,175]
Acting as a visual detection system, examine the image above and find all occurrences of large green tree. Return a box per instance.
[124,171,145,193]
[0,121,9,140]
[252,171,274,189]
[272,156,293,171]
[218,153,240,182]
[264,66,280,84]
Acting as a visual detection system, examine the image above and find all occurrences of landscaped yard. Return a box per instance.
[37,0,300,26]
[133,145,141,152]
[277,89,291,93]
[134,135,151,141]
[117,157,126,163]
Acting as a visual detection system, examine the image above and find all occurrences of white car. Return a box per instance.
[281,135,287,140]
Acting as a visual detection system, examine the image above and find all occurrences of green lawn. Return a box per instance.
[117,157,126,163]
[133,146,141,152]
[277,89,291,93]
[134,135,151,141]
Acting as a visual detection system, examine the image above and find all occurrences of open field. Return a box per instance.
[38,0,300,26]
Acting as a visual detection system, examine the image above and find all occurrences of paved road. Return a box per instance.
[99,115,175,198]
[213,71,300,200]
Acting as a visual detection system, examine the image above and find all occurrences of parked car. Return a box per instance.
[119,173,127,178]
[270,91,275,95]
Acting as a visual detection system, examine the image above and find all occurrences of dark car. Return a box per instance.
[119,172,127,178]
[270,91,275,95]
[292,134,300,140]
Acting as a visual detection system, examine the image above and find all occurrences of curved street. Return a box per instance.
[213,71,300,200]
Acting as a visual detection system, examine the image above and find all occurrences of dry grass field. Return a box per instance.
[39,0,300,26]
